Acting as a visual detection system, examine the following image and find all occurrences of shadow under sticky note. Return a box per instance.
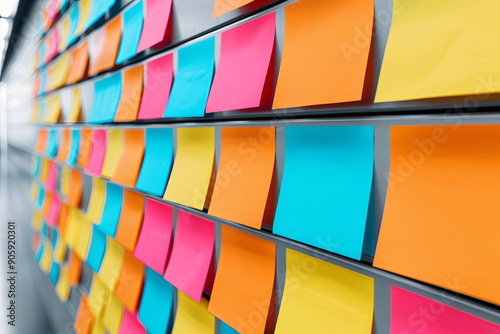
[89,15,122,76]
[206,13,275,113]
[87,178,106,223]
[164,38,215,118]
[99,237,124,291]
[115,189,144,252]
[115,65,144,121]
[208,226,275,334]
[101,129,124,179]
[135,128,174,196]
[273,0,373,109]
[374,125,500,306]
[98,182,123,237]
[86,129,107,176]
[273,126,374,261]
[116,0,144,64]
[86,225,107,273]
[275,249,374,334]
[164,210,214,302]
[172,292,214,334]
[115,250,145,313]
[212,0,254,18]
[118,309,146,334]
[163,127,215,210]
[111,129,145,187]
[67,42,89,85]
[89,72,122,123]
[137,0,173,52]
[133,199,173,274]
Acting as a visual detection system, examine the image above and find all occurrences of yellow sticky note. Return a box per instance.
[101,129,124,179]
[54,229,67,262]
[68,88,81,123]
[32,211,41,230]
[43,95,62,123]
[40,241,53,273]
[89,275,110,318]
[61,166,70,196]
[76,0,91,36]
[92,317,106,334]
[48,53,70,91]
[56,265,71,302]
[275,249,374,334]
[164,128,215,210]
[31,101,40,123]
[64,207,79,247]
[87,178,106,223]
[59,16,70,52]
[73,212,92,259]
[172,292,215,334]
[41,159,49,181]
[99,238,124,291]
[31,181,38,201]
[376,0,500,102]
[102,293,124,334]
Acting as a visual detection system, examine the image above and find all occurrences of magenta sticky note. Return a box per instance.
[118,309,146,334]
[206,12,275,113]
[133,199,173,274]
[137,54,174,120]
[86,130,107,176]
[391,286,500,334]
[137,0,173,52]
[163,210,214,302]
[45,161,57,193]
[46,192,61,227]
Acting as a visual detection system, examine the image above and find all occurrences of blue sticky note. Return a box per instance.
[89,72,122,123]
[41,220,48,239]
[221,321,240,334]
[139,268,174,334]
[86,225,107,272]
[116,0,144,65]
[36,242,44,263]
[67,129,80,166]
[85,0,116,31]
[273,126,374,261]
[50,262,60,284]
[97,183,123,236]
[32,156,41,176]
[135,128,174,196]
[67,3,79,45]
[164,37,215,118]
[52,228,59,251]
[46,129,59,158]
[36,186,45,210]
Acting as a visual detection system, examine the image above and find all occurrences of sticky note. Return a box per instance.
[98,183,123,237]
[115,250,145,312]
[92,318,106,334]
[99,237,124,291]
[57,129,71,162]
[221,322,239,334]
[35,187,45,211]
[273,126,374,260]
[45,161,57,192]
[135,128,174,196]
[137,54,173,120]
[89,275,110,317]
[47,129,59,157]
[67,169,83,207]
[208,127,275,229]
[118,309,146,334]
[376,0,500,102]
[172,292,214,334]
[45,27,60,63]
[207,14,275,113]
[43,94,62,123]
[59,16,70,52]
[133,199,173,274]
[115,189,144,252]
[116,1,144,64]
[35,129,48,152]
[89,72,122,123]
[164,210,214,301]
[58,203,70,233]
[56,265,71,302]
[138,268,174,334]
[75,0,91,36]
[68,129,81,166]
[67,42,89,85]
[137,0,173,52]
[50,261,60,284]
[64,207,79,245]
[46,192,61,227]
[102,292,124,334]
[374,125,500,306]
[54,228,67,262]
[164,38,215,118]
[212,0,254,18]
[32,156,41,176]
[41,192,53,220]
[391,286,500,334]
[163,127,215,210]
[273,0,373,109]
[88,15,122,76]
[31,100,40,123]
[67,251,82,286]
[67,3,80,45]
[40,241,52,273]
[101,129,124,179]
[86,0,116,31]
[87,178,106,223]
[115,65,144,121]
[112,129,145,187]
[61,166,70,196]
[73,212,92,259]
[36,239,44,263]
[78,129,92,167]
[87,130,107,176]
[74,295,94,334]
[47,53,70,91]
[275,249,374,334]
[208,226,275,334]
[86,225,107,272]
[68,88,82,122]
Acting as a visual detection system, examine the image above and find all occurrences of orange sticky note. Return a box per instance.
[78,128,92,168]
[115,250,145,313]
[273,0,374,109]
[67,42,89,85]
[115,65,144,122]
[115,189,144,252]
[57,129,71,162]
[67,250,82,286]
[36,129,48,152]
[208,127,275,229]
[58,203,70,234]
[89,16,122,76]
[74,295,94,334]
[212,0,254,18]
[111,129,145,187]
[374,125,500,306]
[67,169,83,207]
[208,226,275,334]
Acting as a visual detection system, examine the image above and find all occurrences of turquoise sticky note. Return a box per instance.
[67,4,79,45]
[41,220,48,239]
[47,129,59,158]
[32,156,41,176]
[97,183,123,236]
[89,72,122,123]
[36,242,44,263]
[221,321,240,334]
[36,186,45,210]
[85,0,116,31]
[116,0,144,64]
[50,262,60,284]
[273,126,374,261]
[138,267,174,334]
[164,37,215,118]
[135,128,174,196]
[67,129,80,166]
[52,228,59,250]
[86,225,107,272]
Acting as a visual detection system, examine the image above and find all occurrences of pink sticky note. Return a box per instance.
[163,210,214,302]
[137,0,173,52]
[206,12,275,113]
[391,286,500,334]
[46,27,60,63]
[137,54,174,120]
[86,130,107,176]
[46,161,57,193]
[133,199,173,274]
[118,309,146,334]
[46,192,61,227]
